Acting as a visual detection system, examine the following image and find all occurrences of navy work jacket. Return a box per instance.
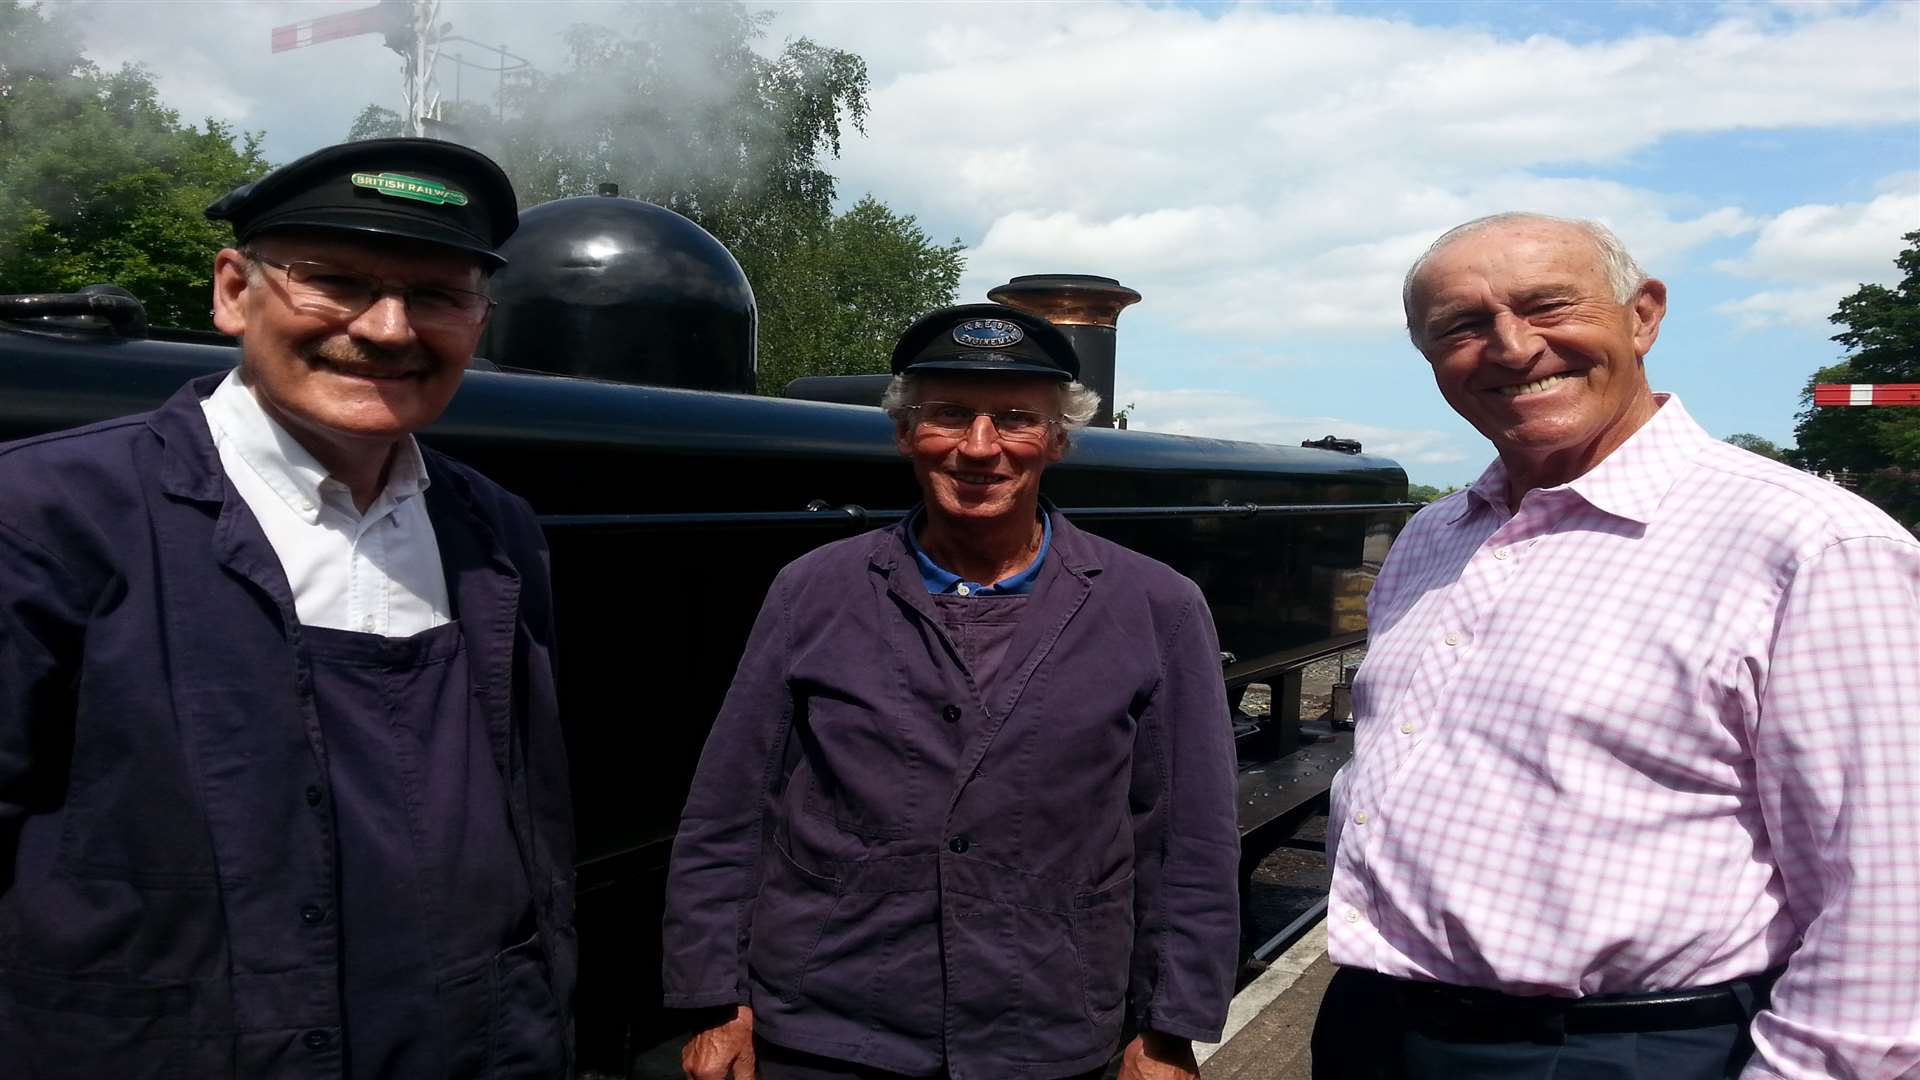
[0,374,576,1078]
[662,509,1240,1079]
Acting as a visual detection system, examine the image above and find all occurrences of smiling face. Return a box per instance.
[895,372,1067,527]
[1408,219,1666,496]
[211,228,489,464]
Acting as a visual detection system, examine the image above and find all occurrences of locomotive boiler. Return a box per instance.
[0,191,1408,1074]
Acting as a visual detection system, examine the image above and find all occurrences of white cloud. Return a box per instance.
[60,2,1919,352]
[1712,284,1857,329]
[1117,387,1470,466]
[1716,187,1920,282]
[1713,183,1919,327]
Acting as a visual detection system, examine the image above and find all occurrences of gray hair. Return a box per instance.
[235,245,265,283]
[880,373,1101,436]
[1402,212,1647,345]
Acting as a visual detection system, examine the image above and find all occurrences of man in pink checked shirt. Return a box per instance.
[1311,212,1920,1080]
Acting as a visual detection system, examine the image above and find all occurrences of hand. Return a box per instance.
[682,1005,756,1080]
[1116,1031,1201,1080]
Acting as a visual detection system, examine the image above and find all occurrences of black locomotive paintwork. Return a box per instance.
[2,311,1404,1068]
[480,194,758,394]
[3,155,1413,1060]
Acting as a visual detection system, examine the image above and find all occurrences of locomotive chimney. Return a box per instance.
[987,274,1141,428]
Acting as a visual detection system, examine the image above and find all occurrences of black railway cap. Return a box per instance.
[891,303,1079,381]
[205,138,517,268]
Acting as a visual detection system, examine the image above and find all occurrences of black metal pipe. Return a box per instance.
[1251,897,1330,964]
[534,501,1419,532]
[783,374,893,408]
[988,275,1141,428]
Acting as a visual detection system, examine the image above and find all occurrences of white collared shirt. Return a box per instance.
[200,370,451,636]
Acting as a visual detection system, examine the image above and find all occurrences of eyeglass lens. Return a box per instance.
[914,402,1054,440]
[261,257,491,328]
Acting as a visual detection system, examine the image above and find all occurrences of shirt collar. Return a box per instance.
[200,369,430,524]
[1445,394,1709,528]
[1563,394,1710,524]
[905,508,1051,596]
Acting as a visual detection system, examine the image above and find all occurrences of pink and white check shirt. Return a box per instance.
[1327,395,1920,1079]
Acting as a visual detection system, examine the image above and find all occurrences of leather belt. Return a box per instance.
[1372,967,1781,1040]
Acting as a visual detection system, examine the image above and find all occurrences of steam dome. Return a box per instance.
[481,194,757,394]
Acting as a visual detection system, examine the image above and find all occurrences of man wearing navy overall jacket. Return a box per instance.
[0,139,574,1078]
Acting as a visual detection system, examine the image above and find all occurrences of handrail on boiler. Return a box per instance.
[537,500,1421,532]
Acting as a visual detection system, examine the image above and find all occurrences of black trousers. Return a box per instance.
[754,1037,1109,1080]
[1310,967,1770,1080]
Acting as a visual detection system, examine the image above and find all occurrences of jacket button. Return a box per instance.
[302,1029,332,1050]
[304,785,324,807]
[942,705,961,723]
[948,836,970,854]
[300,905,326,926]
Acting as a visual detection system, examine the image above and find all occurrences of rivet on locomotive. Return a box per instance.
[0,189,1410,1071]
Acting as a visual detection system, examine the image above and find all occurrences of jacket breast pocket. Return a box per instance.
[0,970,190,1080]
[795,695,920,841]
[57,692,231,888]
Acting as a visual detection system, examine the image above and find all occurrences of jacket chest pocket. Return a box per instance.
[0,972,193,1080]
[58,695,228,888]
[794,695,929,841]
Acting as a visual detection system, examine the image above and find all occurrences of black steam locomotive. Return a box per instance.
[0,192,1409,1072]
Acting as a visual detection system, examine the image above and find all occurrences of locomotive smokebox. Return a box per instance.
[482,193,757,394]
[987,274,1141,428]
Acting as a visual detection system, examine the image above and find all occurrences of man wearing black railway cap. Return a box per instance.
[0,138,573,1078]
[666,304,1241,1080]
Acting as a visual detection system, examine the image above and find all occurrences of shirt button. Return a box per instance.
[305,785,324,807]
[948,836,971,854]
[1353,810,1369,825]
[1444,632,1461,646]
[300,905,326,926]
[1400,722,1416,735]
[955,584,972,596]
[1344,908,1362,924]
[942,705,962,723]
[1494,547,1511,560]
[302,1029,332,1051]
[361,617,376,632]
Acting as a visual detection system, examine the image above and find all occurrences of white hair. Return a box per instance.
[880,373,1101,437]
[1402,212,1647,345]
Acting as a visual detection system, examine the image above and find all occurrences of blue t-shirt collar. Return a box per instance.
[906,508,1051,596]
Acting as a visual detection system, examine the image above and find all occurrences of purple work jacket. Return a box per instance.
[662,509,1240,1079]
[0,375,576,1078]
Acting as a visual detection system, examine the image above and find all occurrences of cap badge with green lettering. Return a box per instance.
[350,171,470,207]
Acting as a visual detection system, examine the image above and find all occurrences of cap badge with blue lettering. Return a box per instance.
[952,318,1024,349]
[892,303,1079,380]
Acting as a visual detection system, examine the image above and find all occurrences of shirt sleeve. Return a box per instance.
[1744,535,1920,1079]
[0,519,87,896]
[1127,588,1241,1043]
[659,572,796,1009]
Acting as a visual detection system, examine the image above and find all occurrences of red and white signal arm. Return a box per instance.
[1813,384,1920,407]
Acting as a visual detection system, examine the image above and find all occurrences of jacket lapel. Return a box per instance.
[423,460,520,778]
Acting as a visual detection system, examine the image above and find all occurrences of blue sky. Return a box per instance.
[76,0,1920,486]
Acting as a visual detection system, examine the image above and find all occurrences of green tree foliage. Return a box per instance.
[1789,230,1920,531]
[1723,433,1786,462]
[347,104,405,142]
[0,1,268,329]
[757,196,964,393]
[1405,483,1461,504]
[364,1,961,390]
